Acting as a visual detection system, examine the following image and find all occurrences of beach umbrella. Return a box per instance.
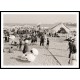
[25,40,29,43]
[25,53,36,62]
[31,48,39,56]
[9,35,15,40]
[9,35,16,44]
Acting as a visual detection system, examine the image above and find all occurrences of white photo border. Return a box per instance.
[1,11,79,69]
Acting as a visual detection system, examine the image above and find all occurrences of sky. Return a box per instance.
[3,14,77,24]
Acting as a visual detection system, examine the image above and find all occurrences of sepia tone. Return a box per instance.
[2,13,78,68]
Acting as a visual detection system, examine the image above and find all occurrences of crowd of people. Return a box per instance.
[3,26,77,65]
[3,27,50,62]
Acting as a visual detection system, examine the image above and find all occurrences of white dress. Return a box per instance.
[25,53,36,62]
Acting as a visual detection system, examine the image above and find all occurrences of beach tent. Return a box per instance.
[51,23,70,33]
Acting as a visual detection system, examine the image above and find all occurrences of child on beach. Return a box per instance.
[25,48,39,62]
[46,38,49,49]
[9,47,13,53]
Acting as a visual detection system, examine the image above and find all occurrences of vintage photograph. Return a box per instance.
[1,12,79,68]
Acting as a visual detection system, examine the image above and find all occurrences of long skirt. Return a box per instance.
[70,53,77,65]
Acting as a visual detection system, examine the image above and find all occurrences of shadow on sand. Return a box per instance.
[10,56,30,63]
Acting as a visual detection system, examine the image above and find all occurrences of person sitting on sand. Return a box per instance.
[25,48,39,62]
[9,47,13,53]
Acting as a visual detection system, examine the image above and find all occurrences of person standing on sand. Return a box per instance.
[68,39,77,65]
[5,35,7,42]
[40,35,44,46]
[19,39,22,51]
[22,40,29,56]
[68,40,72,58]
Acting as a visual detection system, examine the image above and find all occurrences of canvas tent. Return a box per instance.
[51,23,70,33]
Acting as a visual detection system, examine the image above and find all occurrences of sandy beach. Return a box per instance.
[3,37,69,66]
